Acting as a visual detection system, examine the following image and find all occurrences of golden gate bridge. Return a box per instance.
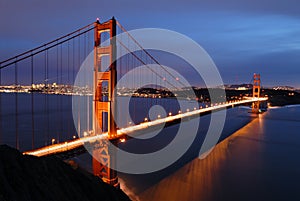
[0,17,267,187]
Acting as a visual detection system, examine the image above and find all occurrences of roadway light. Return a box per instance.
[144,117,148,122]
[168,112,172,116]
[51,138,55,145]
[157,115,161,119]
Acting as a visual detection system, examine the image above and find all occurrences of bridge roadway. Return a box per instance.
[24,97,267,157]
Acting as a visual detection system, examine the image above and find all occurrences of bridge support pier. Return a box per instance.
[92,140,119,187]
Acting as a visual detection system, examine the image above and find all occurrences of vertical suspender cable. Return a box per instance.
[71,38,75,139]
[78,34,81,137]
[78,32,81,69]
[60,43,63,143]
[44,47,47,145]
[46,49,50,145]
[67,40,70,85]
[31,54,35,149]
[143,57,151,118]
[56,43,59,143]
[73,39,75,86]
[84,32,89,133]
[84,32,90,132]
[126,34,129,126]
[132,45,136,124]
[15,60,19,149]
[0,64,2,144]
[138,50,142,122]
[67,40,70,139]
[118,32,122,127]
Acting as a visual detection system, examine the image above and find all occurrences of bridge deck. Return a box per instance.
[24,98,267,157]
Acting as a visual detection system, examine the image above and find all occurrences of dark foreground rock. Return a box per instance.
[0,145,131,201]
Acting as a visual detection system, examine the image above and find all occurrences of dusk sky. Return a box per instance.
[1,0,300,88]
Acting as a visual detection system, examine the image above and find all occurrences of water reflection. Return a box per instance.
[137,107,300,201]
[138,115,264,201]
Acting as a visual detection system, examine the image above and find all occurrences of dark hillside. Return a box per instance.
[0,145,131,201]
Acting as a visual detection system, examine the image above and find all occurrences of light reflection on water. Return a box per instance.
[137,106,300,201]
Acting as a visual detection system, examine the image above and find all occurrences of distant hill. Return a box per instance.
[261,89,300,106]
[0,145,131,201]
[225,84,253,90]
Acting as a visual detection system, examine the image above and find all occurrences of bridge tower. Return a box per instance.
[93,17,119,187]
[252,73,261,113]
